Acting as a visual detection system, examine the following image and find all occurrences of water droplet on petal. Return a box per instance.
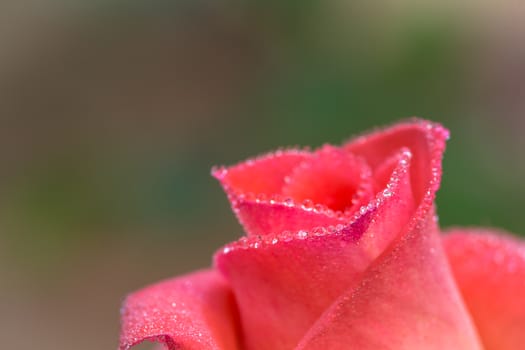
[239,237,248,247]
[282,234,293,242]
[301,199,314,211]
[297,230,308,238]
[255,193,267,203]
[273,194,283,202]
[312,227,324,236]
[283,198,294,207]
[314,203,324,213]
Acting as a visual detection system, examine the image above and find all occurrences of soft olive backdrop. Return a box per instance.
[1,1,524,349]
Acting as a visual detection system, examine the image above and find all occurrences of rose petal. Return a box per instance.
[119,270,240,350]
[213,149,354,237]
[344,118,449,204]
[296,213,483,350]
[215,151,415,350]
[225,197,346,237]
[213,149,308,197]
[444,229,525,350]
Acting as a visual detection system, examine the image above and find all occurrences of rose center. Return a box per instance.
[281,146,372,213]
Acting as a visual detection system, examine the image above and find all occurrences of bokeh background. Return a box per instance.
[1,1,524,349]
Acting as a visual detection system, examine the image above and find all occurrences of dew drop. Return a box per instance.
[283,234,293,242]
[297,230,308,238]
[314,204,324,213]
[325,209,335,217]
[312,227,324,236]
[255,193,267,203]
[211,166,227,177]
[273,194,283,202]
[283,198,294,207]
[239,237,248,246]
[302,199,314,211]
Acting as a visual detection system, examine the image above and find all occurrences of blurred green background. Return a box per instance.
[1,1,524,349]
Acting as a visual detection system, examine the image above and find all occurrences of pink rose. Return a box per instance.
[119,119,525,350]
